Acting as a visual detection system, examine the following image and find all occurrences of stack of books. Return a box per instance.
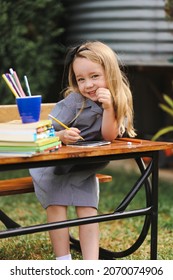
[0,120,61,157]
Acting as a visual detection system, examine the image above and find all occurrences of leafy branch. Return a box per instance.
[152,94,173,140]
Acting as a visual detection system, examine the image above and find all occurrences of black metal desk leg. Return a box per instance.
[150,151,159,260]
[0,209,20,228]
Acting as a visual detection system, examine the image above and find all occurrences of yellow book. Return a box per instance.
[0,136,60,147]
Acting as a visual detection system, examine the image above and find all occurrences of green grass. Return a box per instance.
[0,165,173,260]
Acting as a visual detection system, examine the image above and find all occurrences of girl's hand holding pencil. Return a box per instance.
[49,114,84,142]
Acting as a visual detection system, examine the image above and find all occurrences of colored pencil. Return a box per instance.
[7,74,22,97]
[2,74,18,98]
[24,75,32,96]
[9,68,26,97]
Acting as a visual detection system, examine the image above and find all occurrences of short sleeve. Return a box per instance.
[49,93,83,130]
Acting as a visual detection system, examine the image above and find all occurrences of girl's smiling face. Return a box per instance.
[73,57,107,101]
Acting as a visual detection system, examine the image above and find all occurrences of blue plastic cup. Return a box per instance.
[16,95,42,123]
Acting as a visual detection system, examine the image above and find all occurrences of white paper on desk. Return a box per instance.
[67,140,111,147]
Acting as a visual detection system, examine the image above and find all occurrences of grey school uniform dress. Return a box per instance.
[29,92,108,209]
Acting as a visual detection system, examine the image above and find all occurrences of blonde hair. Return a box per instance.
[64,41,136,137]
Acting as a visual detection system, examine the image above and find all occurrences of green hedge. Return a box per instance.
[165,0,173,19]
[0,0,65,104]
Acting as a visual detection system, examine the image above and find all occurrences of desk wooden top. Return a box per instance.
[0,138,173,167]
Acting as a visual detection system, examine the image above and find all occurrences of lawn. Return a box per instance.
[0,161,173,260]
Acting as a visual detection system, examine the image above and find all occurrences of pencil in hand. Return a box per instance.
[49,114,84,141]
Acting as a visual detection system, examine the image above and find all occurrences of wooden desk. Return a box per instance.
[0,138,173,259]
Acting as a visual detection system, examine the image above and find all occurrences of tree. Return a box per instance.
[0,0,65,104]
[165,0,173,19]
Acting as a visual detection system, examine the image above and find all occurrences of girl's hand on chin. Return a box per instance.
[96,88,113,109]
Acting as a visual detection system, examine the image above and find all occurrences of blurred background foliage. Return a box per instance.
[0,0,172,105]
[0,0,65,104]
[154,0,173,142]
[165,0,173,19]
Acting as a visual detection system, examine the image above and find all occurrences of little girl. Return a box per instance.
[30,41,136,260]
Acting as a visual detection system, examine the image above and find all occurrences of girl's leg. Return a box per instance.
[76,206,99,260]
[46,205,70,258]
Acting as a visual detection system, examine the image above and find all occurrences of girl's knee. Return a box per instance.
[47,205,67,222]
[76,206,97,218]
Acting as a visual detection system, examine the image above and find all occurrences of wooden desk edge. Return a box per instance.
[0,138,173,165]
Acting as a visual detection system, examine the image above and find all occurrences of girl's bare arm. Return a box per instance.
[96,88,119,140]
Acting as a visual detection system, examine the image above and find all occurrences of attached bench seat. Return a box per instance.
[0,174,112,197]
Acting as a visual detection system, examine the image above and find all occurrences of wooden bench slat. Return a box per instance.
[96,173,112,183]
[0,103,55,123]
[0,177,34,196]
[0,174,112,196]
